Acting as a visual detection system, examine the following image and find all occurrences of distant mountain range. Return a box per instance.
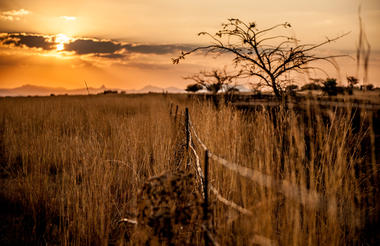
[0,84,186,97]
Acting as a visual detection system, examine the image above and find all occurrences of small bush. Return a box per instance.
[185,83,203,93]
[301,83,321,91]
[322,78,338,96]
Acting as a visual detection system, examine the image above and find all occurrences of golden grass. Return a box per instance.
[0,94,378,245]
[185,99,377,245]
[0,95,181,245]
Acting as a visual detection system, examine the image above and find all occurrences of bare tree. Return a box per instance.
[183,68,241,94]
[347,76,358,95]
[173,18,348,98]
[347,76,358,87]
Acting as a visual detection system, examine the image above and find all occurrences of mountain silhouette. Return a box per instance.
[0,84,185,96]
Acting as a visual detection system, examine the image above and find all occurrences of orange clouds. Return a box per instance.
[0,32,194,59]
[0,0,379,91]
[0,32,205,90]
[0,9,30,21]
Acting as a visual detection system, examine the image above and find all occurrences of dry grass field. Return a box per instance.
[0,93,378,245]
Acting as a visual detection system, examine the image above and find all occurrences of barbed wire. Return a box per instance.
[189,133,205,197]
[188,117,331,212]
[209,186,253,216]
[170,104,276,244]
[189,133,253,216]
[202,224,220,246]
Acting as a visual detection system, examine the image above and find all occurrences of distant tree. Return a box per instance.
[103,90,118,94]
[184,68,241,94]
[285,84,298,91]
[285,84,298,96]
[365,84,374,90]
[347,76,359,87]
[173,18,348,98]
[226,86,239,93]
[185,83,203,93]
[250,82,264,95]
[322,78,338,96]
[301,82,321,91]
[346,76,358,95]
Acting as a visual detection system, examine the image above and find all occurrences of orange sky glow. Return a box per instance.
[0,0,379,91]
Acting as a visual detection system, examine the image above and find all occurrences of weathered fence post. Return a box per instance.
[185,108,190,150]
[203,149,209,246]
[174,105,178,123]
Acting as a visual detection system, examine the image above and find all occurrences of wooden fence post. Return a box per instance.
[185,107,190,150]
[174,105,178,123]
[203,149,209,246]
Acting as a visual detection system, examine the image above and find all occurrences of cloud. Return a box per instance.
[65,39,192,56]
[95,53,126,59]
[0,33,54,50]
[0,32,194,59]
[123,44,193,55]
[0,9,30,21]
[64,39,122,55]
[60,16,76,21]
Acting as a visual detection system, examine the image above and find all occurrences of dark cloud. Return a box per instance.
[95,53,125,59]
[123,44,193,55]
[64,39,122,55]
[1,33,53,50]
[0,32,194,59]
[65,39,192,56]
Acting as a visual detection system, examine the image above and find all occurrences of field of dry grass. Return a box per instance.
[0,94,378,245]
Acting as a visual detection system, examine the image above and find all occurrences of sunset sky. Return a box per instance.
[0,0,379,90]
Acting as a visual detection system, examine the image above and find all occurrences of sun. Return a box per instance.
[55,34,71,51]
[56,43,64,51]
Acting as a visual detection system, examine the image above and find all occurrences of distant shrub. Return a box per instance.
[347,76,359,95]
[322,78,338,96]
[365,84,374,90]
[285,84,298,96]
[103,90,118,94]
[301,83,321,91]
[185,83,203,93]
[226,86,239,93]
[347,76,359,87]
[286,84,298,91]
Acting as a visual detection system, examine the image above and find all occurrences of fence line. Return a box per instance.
[209,186,253,216]
[202,224,220,246]
[189,133,205,197]
[175,104,278,245]
[189,123,253,216]
[188,112,335,214]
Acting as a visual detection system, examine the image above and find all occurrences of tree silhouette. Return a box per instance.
[347,76,358,87]
[365,84,374,91]
[300,82,321,91]
[347,76,358,95]
[184,68,241,94]
[185,83,203,93]
[173,18,348,98]
[322,78,338,96]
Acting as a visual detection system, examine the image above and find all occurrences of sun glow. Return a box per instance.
[55,34,71,51]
